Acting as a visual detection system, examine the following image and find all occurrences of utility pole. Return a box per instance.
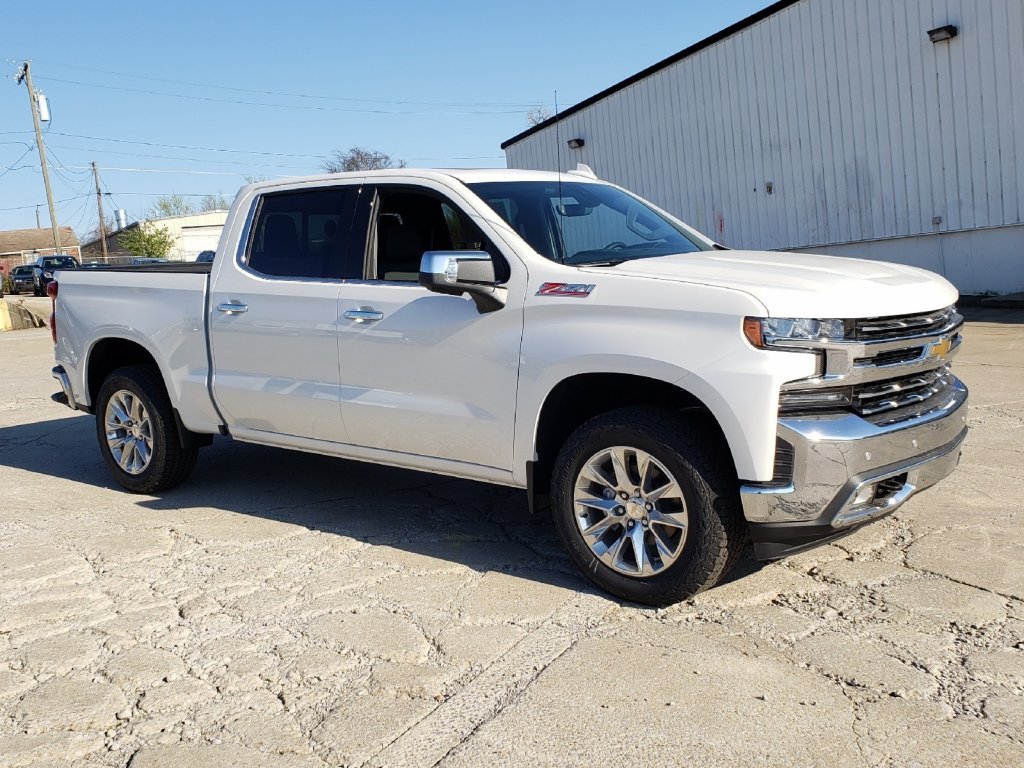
[91,162,109,259]
[15,61,62,255]
[35,205,41,229]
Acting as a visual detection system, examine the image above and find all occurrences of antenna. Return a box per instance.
[553,90,567,264]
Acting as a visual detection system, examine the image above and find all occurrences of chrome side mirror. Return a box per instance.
[419,251,506,313]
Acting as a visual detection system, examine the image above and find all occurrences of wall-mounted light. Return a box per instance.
[567,138,585,149]
[927,25,958,43]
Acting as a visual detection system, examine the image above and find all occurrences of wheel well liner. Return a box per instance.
[86,338,212,450]
[529,373,732,512]
[86,338,158,405]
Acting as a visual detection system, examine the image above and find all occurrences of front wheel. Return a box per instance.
[550,407,746,606]
[95,365,198,493]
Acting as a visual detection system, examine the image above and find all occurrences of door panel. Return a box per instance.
[335,182,523,470]
[336,283,522,469]
[208,183,361,442]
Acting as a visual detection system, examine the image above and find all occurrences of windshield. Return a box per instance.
[42,257,78,269]
[467,181,709,265]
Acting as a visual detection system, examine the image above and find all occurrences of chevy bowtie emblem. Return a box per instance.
[536,283,596,297]
[930,338,952,357]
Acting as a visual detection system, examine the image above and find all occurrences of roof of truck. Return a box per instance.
[249,167,602,194]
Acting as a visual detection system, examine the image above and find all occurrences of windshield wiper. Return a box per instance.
[573,259,625,267]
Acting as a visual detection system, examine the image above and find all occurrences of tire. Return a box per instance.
[95,365,198,493]
[550,407,745,606]
[33,281,42,297]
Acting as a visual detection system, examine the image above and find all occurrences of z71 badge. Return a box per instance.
[536,283,596,297]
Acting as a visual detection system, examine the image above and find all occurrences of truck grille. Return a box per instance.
[854,367,953,417]
[855,306,959,340]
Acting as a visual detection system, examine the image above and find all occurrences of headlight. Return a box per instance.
[743,317,846,348]
[43,271,53,278]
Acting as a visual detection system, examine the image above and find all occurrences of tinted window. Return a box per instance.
[468,181,707,265]
[246,187,359,279]
[368,189,505,282]
[42,257,79,269]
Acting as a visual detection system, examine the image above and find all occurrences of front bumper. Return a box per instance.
[742,377,968,559]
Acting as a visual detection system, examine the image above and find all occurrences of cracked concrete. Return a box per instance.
[1,308,1022,767]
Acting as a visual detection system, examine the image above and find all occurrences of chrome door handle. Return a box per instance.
[344,309,384,322]
[217,302,249,314]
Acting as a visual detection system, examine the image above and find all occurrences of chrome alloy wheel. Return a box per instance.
[104,389,154,475]
[573,446,689,578]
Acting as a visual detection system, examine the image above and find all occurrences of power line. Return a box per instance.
[35,76,527,116]
[46,131,327,159]
[0,146,36,180]
[47,143,313,171]
[0,194,89,212]
[31,58,550,108]
[64,165,249,176]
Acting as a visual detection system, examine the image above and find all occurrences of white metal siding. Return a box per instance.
[505,0,1024,259]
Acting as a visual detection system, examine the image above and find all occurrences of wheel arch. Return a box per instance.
[85,336,162,407]
[85,337,213,450]
[526,372,736,514]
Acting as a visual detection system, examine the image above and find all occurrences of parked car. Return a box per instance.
[128,257,163,265]
[48,168,967,605]
[196,250,216,263]
[10,265,35,294]
[33,255,79,295]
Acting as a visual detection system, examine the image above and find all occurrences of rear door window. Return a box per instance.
[245,186,360,280]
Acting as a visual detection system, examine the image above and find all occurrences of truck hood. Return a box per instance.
[581,250,958,317]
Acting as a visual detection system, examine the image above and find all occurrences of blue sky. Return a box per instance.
[1,0,772,236]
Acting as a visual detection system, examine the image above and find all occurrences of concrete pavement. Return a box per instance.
[0,309,1022,767]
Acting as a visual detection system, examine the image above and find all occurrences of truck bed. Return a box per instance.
[54,267,220,433]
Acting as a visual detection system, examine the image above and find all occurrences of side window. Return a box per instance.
[370,189,507,282]
[246,187,358,279]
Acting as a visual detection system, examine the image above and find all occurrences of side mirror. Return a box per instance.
[419,251,506,313]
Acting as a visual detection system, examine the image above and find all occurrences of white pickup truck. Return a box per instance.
[49,168,968,605]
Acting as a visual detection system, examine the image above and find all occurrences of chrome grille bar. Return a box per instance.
[856,306,959,340]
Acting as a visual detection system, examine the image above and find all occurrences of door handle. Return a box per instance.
[344,309,384,323]
[217,302,249,314]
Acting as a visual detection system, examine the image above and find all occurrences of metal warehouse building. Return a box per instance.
[502,0,1024,296]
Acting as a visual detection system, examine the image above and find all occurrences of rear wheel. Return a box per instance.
[551,407,745,606]
[95,365,197,493]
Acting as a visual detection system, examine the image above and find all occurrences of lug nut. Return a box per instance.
[645,503,653,511]
[642,519,649,528]
[627,520,635,528]
[619,491,628,500]
[614,506,625,516]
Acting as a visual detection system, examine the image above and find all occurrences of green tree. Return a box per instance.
[118,225,175,258]
[322,147,405,173]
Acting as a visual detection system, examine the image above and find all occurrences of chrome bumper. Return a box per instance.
[742,377,968,559]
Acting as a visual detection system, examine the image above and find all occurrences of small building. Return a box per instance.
[81,210,228,262]
[0,227,81,276]
[501,0,1023,296]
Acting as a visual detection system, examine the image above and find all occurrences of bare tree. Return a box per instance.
[199,193,231,211]
[526,106,553,126]
[322,147,406,173]
[148,194,194,219]
[80,215,117,246]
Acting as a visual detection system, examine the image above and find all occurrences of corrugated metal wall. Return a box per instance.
[504,0,1024,254]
